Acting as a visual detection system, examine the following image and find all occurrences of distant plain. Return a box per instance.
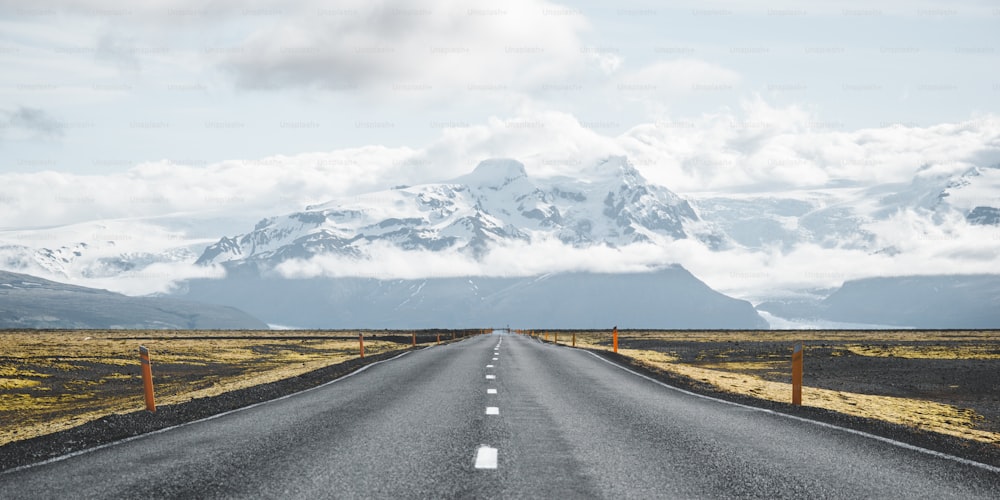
[2,329,998,449]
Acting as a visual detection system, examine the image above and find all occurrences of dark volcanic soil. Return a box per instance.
[615,338,1000,435]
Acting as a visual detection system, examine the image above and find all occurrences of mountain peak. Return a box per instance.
[457,158,528,189]
[596,155,643,182]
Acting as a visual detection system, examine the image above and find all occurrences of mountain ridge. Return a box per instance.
[0,270,267,329]
[756,273,1000,329]
[195,156,713,269]
[177,266,769,329]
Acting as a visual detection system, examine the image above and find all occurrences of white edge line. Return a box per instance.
[581,350,1000,474]
[3,350,414,475]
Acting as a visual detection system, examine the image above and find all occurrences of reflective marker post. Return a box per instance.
[792,343,803,406]
[138,346,156,413]
[613,326,618,354]
[359,333,365,359]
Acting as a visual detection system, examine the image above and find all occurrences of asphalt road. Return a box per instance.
[2,332,998,499]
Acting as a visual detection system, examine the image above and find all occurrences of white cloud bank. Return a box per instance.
[274,214,1000,303]
[6,103,997,230]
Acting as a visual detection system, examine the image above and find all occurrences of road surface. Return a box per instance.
[2,332,998,498]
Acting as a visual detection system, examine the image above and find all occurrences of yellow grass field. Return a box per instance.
[0,330,420,447]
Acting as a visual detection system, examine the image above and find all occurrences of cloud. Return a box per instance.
[275,237,671,280]
[80,261,227,296]
[1,105,997,228]
[0,145,438,231]
[415,107,625,179]
[95,33,140,70]
[619,100,1000,192]
[272,213,1000,303]
[3,106,64,139]
[222,0,593,93]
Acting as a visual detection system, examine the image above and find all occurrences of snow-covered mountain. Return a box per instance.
[690,163,1000,252]
[0,214,265,295]
[196,156,718,269]
[0,241,197,280]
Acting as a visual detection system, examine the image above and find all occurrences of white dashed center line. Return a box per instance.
[476,340,503,470]
[475,446,498,469]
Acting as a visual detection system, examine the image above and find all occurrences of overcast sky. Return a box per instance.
[2,0,998,179]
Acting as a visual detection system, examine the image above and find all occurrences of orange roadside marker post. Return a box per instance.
[412,331,416,347]
[792,343,803,405]
[359,333,365,358]
[437,333,441,345]
[613,326,618,353]
[572,332,576,347]
[138,346,156,412]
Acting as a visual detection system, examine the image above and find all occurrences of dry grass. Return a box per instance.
[0,330,413,446]
[843,344,1000,359]
[542,330,1000,445]
[652,363,995,444]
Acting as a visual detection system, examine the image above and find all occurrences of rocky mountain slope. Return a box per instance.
[0,270,266,329]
